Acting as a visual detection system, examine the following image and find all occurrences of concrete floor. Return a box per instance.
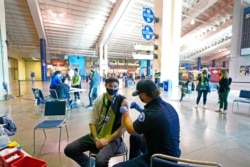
[1,80,250,167]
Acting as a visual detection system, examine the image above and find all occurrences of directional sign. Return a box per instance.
[134,43,154,51]
[141,25,154,41]
[132,52,153,60]
[142,7,154,23]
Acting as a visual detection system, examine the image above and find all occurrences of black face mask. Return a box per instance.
[106,88,118,96]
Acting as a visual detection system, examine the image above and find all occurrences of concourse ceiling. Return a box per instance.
[3,0,238,67]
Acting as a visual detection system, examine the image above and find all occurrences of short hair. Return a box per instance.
[105,76,119,84]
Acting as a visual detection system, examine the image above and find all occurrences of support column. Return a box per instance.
[99,45,108,79]
[153,0,182,96]
[222,61,226,68]
[229,0,247,82]
[146,60,151,77]
[40,38,47,81]
[212,59,216,67]
[0,0,10,100]
[197,57,201,70]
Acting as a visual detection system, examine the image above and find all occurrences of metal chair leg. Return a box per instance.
[43,129,47,139]
[33,129,36,154]
[65,124,69,139]
[59,128,62,151]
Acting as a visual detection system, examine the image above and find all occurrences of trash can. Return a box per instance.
[163,80,172,92]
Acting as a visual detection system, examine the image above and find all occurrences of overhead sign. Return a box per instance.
[132,52,153,60]
[142,7,154,23]
[141,25,154,41]
[134,44,154,51]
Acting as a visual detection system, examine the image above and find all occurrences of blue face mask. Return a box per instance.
[106,88,118,96]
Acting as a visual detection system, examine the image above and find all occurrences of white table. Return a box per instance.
[69,88,86,107]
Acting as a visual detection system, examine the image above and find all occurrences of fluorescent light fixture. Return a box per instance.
[190,19,195,25]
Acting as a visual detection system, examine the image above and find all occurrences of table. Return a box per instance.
[69,88,86,107]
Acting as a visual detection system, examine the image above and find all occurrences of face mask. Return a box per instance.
[106,88,118,96]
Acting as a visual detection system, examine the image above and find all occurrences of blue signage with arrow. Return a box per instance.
[141,25,154,41]
[142,7,154,23]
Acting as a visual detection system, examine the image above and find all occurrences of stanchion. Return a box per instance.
[16,80,23,97]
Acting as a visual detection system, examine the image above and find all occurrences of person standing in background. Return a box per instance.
[71,68,81,101]
[215,69,231,114]
[30,71,35,84]
[195,68,210,109]
[86,66,100,109]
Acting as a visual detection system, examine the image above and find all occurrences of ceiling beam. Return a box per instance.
[97,0,133,46]
[27,0,46,41]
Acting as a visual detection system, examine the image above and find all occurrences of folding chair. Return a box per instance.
[32,88,51,110]
[89,135,128,166]
[151,154,223,167]
[49,89,59,100]
[33,100,69,153]
[50,89,72,110]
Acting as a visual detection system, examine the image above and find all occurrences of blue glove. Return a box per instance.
[130,102,143,113]
[120,106,128,114]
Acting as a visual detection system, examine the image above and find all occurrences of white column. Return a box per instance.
[229,0,250,82]
[154,0,182,98]
[99,45,104,77]
[99,45,108,78]
[0,0,10,101]
[103,45,108,76]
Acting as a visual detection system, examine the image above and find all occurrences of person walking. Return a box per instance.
[215,69,231,114]
[179,77,195,102]
[195,69,210,109]
[30,71,35,84]
[86,66,100,109]
[64,76,128,167]
[113,79,181,167]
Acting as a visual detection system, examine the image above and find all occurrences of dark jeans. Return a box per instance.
[88,87,98,106]
[64,135,124,167]
[113,154,150,167]
[219,89,230,110]
[72,84,81,99]
[129,134,147,160]
[196,90,208,105]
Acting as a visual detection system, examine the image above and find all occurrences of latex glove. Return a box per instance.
[120,106,128,114]
[130,102,143,113]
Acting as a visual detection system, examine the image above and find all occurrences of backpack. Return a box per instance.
[0,116,17,136]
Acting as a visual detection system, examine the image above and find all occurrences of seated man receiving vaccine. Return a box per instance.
[64,76,128,167]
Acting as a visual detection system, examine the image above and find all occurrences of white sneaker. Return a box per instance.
[203,105,207,109]
[215,109,222,112]
[87,106,93,110]
[221,110,227,114]
[195,105,198,108]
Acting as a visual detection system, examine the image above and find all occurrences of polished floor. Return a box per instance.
[1,80,250,167]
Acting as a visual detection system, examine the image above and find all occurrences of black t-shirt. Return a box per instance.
[133,96,181,157]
